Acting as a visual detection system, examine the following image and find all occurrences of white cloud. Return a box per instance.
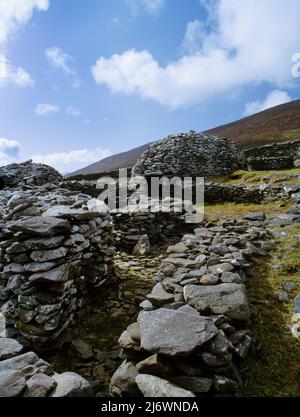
[126,0,165,16]
[32,148,112,173]
[244,90,292,116]
[0,138,21,166]
[36,103,60,115]
[0,52,33,86]
[45,47,81,88]
[92,0,300,109]
[66,106,81,117]
[0,0,49,86]
[181,20,206,55]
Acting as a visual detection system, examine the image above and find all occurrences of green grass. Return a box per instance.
[241,224,300,396]
[214,168,300,187]
[282,128,300,141]
[201,201,291,222]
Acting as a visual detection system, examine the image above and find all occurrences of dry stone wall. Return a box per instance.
[110,211,273,397]
[0,183,115,350]
[243,140,300,170]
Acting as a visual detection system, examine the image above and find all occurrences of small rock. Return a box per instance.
[70,340,93,360]
[110,361,140,397]
[50,372,92,397]
[135,374,196,397]
[24,373,56,397]
[132,235,151,256]
[146,283,174,307]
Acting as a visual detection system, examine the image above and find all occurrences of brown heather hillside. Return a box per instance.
[66,100,300,178]
[206,99,300,150]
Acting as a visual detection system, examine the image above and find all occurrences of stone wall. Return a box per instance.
[243,140,300,170]
[132,131,242,179]
[0,187,115,350]
[112,203,196,250]
[110,212,272,397]
[204,182,295,204]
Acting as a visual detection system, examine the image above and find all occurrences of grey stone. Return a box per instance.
[135,374,196,397]
[146,283,174,307]
[138,308,218,356]
[169,377,213,394]
[110,361,140,397]
[283,282,298,292]
[184,284,250,322]
[235,335,252,358]
[50,372,92,397]
[208,263,235,275]
[0,370,26,397]
[29,264,73,283]
[221,272,242,284]
[30,247,68,263]
[136,354,171,376]
[132,235,151,256]
[70,339,93,360]
[24,373,57,397]
[0,338,23,360]
[244,212,265,221]
[9,216,70,237]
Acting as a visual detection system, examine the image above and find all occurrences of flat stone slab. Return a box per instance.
[135,374,195,397]
[138,308,218,356]
[8,216,71,237]
[184,284,250,322]
[29,264,73,283]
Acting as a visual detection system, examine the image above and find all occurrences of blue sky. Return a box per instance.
[0,0,300,173]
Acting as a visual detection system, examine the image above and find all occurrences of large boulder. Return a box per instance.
[138,308,218,356]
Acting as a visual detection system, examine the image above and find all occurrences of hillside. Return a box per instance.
[206,99,300,149]
[66,100,300,178]
[65,143,151,178]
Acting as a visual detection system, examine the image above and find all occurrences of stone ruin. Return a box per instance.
[0,163,115,352]
[0,160,62,189]
[243,139,300,171]
[132,131,242,179]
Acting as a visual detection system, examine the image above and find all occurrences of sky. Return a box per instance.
[0,0,300,174]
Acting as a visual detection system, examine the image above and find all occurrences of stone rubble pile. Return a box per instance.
[110,211,273,397]
[0,160,62,189]
[132,131,242,179]
[0,337,92,397]
[0,188,115,350]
